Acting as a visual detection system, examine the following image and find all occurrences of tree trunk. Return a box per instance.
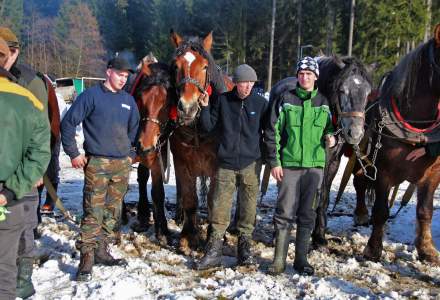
[267,0,276,90]
[424,0,432,42]
[326,0,335,55]
[297,0,302,61]
[348,0,355,56]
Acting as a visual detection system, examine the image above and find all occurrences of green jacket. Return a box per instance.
[265,86,333,168]
[0,74,50,203]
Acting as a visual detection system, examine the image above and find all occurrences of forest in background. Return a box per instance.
[1,0,439,88]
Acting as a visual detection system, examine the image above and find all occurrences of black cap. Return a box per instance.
[107,57,134,73]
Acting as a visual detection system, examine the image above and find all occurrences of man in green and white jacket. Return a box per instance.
[265,57,335,276]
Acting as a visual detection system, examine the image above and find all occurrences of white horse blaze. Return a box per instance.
[183,52,196,66]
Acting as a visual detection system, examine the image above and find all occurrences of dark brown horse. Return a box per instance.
[170,30,233,254]
[129,57,173,244]
[355,24,440,263]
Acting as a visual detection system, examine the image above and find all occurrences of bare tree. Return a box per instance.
[267,0,276,90]
[424,0,432,42]
[348,0,355,56]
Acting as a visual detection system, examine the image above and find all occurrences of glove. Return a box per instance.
[0,206,10,222]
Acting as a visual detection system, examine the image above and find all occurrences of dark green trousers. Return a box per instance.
[211,162,259,237]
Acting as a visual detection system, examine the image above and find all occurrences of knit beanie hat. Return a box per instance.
[0,27,19,48]
[296,56,319,78]
[233,64,258,83]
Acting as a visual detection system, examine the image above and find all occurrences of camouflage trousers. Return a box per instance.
[78,156,131,252]
[211,162,259,237]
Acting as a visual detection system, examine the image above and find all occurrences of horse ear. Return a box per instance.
[365,62,378,75]
[170,29,183,48]
[203,31,213,52]
[434,23,440,47]
[333,55,346,69]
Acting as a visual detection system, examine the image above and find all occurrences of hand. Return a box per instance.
[128,157,133,164]
[271,166,284,182]
[325,134,337,148]
[406,147,426,162]
[71,154,88,169]
[0,194,7,206]
[33,178,43,188]
[199,91,209,107]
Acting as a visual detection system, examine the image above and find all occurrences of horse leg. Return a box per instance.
[312,151,341,248]
[174,177,183,225]
[363,179,391,261]
[353,174,369,226]
[414,171,440,264]
[178,170,199,255]
[132,164,151,231]
[150,160,169,246]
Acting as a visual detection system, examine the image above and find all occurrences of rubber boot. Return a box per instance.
[267,229,290,275]
[95,239,127,267]
[293,226,314,276]
[237,235,256,266]
[76,248,94,281]
[16,257,35,299]
[195,236,223,270]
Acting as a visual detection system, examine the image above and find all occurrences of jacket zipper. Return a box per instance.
[237,101,244,168]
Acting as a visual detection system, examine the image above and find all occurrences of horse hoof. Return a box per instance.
[354,214,369,226]
[363,244,381,262]
[418,251,440,265]
[156,234,168,247]
[312,236,328,250]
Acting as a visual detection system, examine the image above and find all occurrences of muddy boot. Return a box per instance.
[76,249,94,281]
[293,227,314,276]
[95,239,127,267]
[195,236,223,270]
[237,234,256,266]
[16,257,35,299]
[267,229,290,275]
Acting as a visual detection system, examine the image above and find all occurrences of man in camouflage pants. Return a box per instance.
[61,57,139,281]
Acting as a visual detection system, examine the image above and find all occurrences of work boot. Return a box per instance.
[95,239,127,267]
[195,236,223,270]
[16,257,35,299]
[293,227,314,276]
[267,229,290,275]
[76,249,94,281]
[237,234,256,266]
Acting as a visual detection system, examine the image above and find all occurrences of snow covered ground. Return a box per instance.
[28,140,440,299]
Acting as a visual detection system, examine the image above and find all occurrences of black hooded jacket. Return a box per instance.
[200,88,268,170]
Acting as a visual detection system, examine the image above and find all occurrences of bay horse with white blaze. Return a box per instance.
[170,30,233,254]
[355,24,440,263]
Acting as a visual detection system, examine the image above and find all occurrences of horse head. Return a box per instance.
[135,62,172,165]
[170,30,213,125]
[320,56,372,145]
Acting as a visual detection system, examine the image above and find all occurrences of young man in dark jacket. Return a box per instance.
[195,64,268,270]
[61,57,139,281]
[265,57,335,276]
[0,37,51,300]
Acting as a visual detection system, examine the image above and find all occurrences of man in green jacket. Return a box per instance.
[0,26,51,299]
[265,57,335,276]
[0,37,51,300]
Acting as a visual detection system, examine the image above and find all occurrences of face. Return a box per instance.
[173,50,209,123]
[236,81,255,99]
[339,74,371,144]
[105,68,129,92]
[4,47,19,71]
[297,70,317,91]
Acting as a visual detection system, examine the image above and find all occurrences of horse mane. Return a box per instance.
[317,56,372,101]
[173,36,226,94]
[136,62,171,98]
[381,41,431,110]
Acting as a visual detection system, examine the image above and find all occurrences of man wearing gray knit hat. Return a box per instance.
[195,64,268,270]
